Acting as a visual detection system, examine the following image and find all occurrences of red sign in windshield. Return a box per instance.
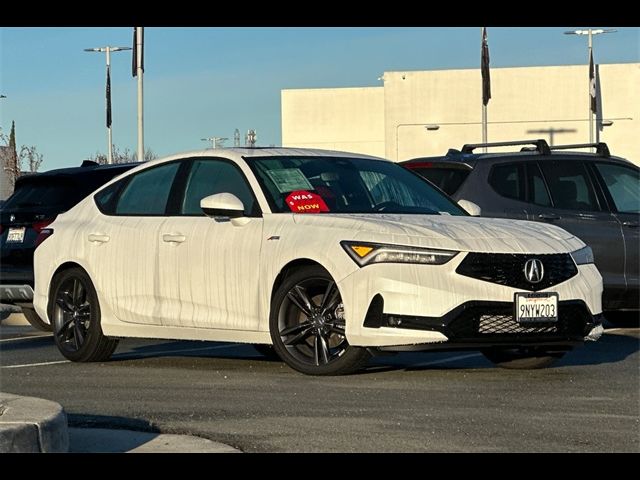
[285,191,330,214]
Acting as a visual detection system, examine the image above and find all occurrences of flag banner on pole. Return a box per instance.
[106,66,112,128]
[589,49,596,114]
[481,27,491,106]
[132,27,144,77]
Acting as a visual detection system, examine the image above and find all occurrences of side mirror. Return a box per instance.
[200,193,245,218]
[458,199,481,216]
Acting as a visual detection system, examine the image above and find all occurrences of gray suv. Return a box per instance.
[401,140,639,326]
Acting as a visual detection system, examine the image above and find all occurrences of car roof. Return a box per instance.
[140,147,386,169]
[402,148,635,169]
[15,162,139,185]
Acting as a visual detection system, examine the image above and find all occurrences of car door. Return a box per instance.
[87,161,181,325]
[532,159,625,305]
[592,161,640,307]
[158,157,263,330]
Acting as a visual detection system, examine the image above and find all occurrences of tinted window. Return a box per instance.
[410,167,470,195]
[540,161,599,211]
[246,156,466,215]
[595,162,640,213]
[3,178,75,209]
[526,163,551,207]
[181,159,256,215]
[115,162,180,215]
[489,164,525,201]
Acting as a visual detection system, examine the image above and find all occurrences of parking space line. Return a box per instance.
[0,334,52,343]
[2,360,70,369]
[411,353,482,368]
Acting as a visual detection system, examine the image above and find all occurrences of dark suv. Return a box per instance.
[402,140,639,325]
[0,161,137,330]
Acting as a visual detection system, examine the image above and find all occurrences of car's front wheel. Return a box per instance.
[482,347,567,369]
[269,265,370,375]
[50,267,118,362]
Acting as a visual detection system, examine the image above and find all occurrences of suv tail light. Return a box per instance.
[33,217,56,234]
[35,227,54,248]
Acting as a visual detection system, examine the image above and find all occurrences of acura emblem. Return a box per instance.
[524,259,544,284]
[9,214,15,222]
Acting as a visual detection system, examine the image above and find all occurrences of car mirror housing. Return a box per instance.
[457,199,481,216]
[200,193,245,218]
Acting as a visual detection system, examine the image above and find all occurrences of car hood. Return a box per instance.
[291,213,584,254]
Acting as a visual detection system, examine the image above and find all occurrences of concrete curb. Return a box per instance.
[0,392,69,453]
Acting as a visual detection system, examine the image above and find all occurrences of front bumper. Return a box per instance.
[368,300,603,350]
[338,255,603,347]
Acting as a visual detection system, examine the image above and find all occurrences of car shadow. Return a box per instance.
[111,340,282,363]
[363,329,639,373]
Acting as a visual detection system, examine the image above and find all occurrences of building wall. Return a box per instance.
[0,146,14,201]
[282,63,640,165]
[281,86,385,157]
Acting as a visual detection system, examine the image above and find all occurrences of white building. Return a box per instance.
[282,63,640,165]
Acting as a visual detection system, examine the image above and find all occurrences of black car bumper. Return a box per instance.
[0,267,34,305]
[366,300,602,351]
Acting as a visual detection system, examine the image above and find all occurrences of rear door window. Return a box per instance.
[115,162,180,215]
[594,162,640,214]
[539,161,600,211]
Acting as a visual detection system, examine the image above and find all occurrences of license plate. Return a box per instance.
[6,227,26,243]
[515,292,558,323]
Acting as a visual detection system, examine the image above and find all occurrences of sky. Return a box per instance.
[0,27,638,171]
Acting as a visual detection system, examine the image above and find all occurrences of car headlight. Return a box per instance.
[341,241,458,267]
[571,246,594,265]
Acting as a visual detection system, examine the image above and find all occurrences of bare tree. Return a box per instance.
[18,145,44,174]
[87,145,157,165]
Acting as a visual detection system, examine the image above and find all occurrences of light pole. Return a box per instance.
[84,46,132,164]
[564,28,617,143]
[201,137,228,149]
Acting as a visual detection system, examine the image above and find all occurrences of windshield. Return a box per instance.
[246,156,466,215]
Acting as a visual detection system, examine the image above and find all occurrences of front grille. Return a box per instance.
[456,252,577,291]
[478,314,557,334]
[446,302,589,340]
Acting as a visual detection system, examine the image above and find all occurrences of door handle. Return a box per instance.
[162,233,186,243]
[622,221,639,228]
[538,213,561,221]
[88,233,110,243]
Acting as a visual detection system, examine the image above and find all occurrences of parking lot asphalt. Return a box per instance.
[1,324,638,452]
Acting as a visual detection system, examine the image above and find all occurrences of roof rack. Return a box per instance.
[461,139,550,155]
[548,142,610,157]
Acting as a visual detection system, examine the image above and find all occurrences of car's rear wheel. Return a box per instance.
[269,265,370,375]
[482,347,567,369]
[50,268,118,362]
[22,307,52,332]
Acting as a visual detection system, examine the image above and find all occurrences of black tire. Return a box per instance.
[483,347,566,369]
[22,307,52,332]
[269,265,370,375]
[604,311,639,328]
[252,344,281,360]
[50,267,118,362]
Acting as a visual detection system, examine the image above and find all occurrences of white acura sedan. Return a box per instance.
[33,148,603,375]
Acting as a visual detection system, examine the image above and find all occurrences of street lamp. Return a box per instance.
[564,28,617,143]
[84,46,132,164]
[201,137,228,149]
